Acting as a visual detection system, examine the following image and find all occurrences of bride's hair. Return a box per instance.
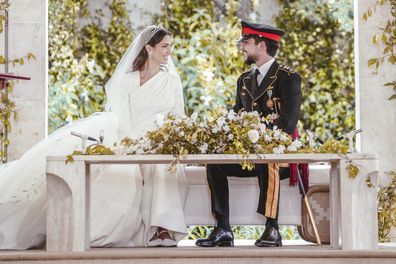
[132,27,171,71]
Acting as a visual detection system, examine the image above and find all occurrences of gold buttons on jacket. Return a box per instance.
[253,102,257,107]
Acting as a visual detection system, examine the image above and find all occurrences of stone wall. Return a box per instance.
[86,0,278,33]
[86,0,161,33]
[0,0,47,161]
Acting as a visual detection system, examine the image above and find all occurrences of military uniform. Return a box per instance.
[207,61,301,221]
[197,20,301,248]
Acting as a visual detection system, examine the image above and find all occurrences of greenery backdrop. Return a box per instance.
[48,0,132,132]
[49,0,355,140]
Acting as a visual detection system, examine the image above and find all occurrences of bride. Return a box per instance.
[0,25,188,249]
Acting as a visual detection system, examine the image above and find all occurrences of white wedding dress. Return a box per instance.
[0,69,188,249]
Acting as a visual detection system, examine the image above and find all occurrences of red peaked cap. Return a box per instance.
[240,21,285,42]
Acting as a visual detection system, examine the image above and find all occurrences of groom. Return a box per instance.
[196,21,302,247]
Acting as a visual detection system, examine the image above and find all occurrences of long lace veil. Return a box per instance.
[104,25,180,112]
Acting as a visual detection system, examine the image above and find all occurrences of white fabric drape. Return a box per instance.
[0,69,187,249]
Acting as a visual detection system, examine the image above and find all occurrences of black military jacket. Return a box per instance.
[233,60,302,135]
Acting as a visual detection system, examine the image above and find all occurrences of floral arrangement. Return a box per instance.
[114,110,305,170]
[66,110,366,184]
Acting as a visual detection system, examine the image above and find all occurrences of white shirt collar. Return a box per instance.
[256,58,275,77]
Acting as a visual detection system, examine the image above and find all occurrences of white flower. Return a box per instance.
[227,110,236,120]
[203,70,214,82]
[180,131,185,137]
[279,133,289,142]
[287,144,297,152]
[258,123,266,132]
[112,145,126,155]
[136,148,144,154]
[191,112,198,121]
[212,127,220,133]
[264,134,272,142]
[143,139,151,150]
[269,113,279,123]
[287,139,302,152]
[228,134,234,140]
[273,145,285,154]
[87,59,95,73]
[223,124,230,132]
[247,129,260,144]
[199,143,208,154]
[273,129,281,140]
[293,139,302,148]
[254,145,264,152]
[216,117,226,127]
[186,120,193,128]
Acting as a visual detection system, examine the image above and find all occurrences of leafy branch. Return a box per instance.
[363,0,396,100]
[0,1,35,162]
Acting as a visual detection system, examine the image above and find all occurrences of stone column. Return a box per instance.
[0,0,47,161]
[355,0,396,174]
[356,0,396,242]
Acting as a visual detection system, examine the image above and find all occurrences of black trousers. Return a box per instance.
[206,164,287,221]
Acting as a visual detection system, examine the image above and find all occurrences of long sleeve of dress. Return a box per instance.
[113,76,135,138]
[173,74,185,116]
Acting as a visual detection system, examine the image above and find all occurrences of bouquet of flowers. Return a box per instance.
[115,110,304,160]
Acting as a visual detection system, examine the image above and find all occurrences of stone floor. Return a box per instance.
[1,241,395,264]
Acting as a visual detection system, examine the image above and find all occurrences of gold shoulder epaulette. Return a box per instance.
[278,64,296,75]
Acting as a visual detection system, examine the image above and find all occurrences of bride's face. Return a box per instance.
[150,35,172,65]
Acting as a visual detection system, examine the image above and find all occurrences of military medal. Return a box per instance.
[266,99,274,108]
[266,89,274,109]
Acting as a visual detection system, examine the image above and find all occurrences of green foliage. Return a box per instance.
[48,0,132,133]
[156,0,246,117]
[0,2,35,162]
[0,82,17,161]
[363,0,396,100]
[378,171,396,242]
[0,1,9,33]
[159,0,216,39]
[80,0,133,80]
[275,0,355,140]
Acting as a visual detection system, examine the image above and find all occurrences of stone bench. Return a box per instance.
[46,154,378,251]
[184,164,330,226]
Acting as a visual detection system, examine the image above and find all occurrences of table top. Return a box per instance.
[47,153,377,165]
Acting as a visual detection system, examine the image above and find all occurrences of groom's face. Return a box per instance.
[240,38,260,65]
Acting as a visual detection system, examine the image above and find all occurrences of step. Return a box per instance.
[1,242,395,264]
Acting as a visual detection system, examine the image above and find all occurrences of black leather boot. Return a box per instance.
[254,226,282,247]
[195,226,234,247]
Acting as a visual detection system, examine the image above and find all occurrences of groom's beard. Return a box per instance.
[244,53,259,65]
